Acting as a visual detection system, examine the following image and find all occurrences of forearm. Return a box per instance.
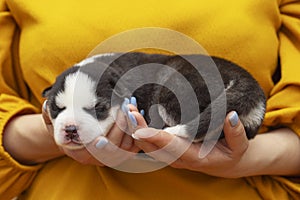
[2,114,63,165]
[241,128,300,177]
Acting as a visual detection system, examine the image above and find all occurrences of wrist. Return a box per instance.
[3,114,64,165]
[239,128,300,177]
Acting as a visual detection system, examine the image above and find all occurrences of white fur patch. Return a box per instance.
[239,101,265,128]
[55,71,97,109]
[163,124,189,138]
[157,104,191,138]
[225,80,234,91]
[157,104,176,127]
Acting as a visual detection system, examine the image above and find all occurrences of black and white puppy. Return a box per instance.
[43,52,266,150]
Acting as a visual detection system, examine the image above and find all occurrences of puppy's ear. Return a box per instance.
[105,66,131,99]
[110,72,131,98]
[42,86,52,98]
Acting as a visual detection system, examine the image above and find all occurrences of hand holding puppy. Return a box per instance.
[132,111,253,178]
[41,97,250,173]
[41,99,146,166]
[131,110,300,177]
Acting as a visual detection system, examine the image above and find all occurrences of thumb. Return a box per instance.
[133,128,190,164]
[223,111,249,155]
[133,128,181,154]
[133,128,172,147]
[42,100,54,135]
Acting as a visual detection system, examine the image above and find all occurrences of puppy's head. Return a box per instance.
[43,54,126,150]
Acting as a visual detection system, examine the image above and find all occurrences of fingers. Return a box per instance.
[120,134,134,150]
[62,113,139,167]
[133,128,194,164]
[129,110,148,129]
[119,106,147,151]
[133,128,177,163]
[133,128,171,148]
[120,96,148,133]
[86,136,139,167]
[106,110,128,147]
[41,100,54,135]
[223,111,249,156]
[133,112,249,164]
[106,99,143,147]
[105,97,146,152]
[42,100,51,124]
[82,106,143,166]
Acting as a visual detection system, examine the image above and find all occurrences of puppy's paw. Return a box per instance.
[163,125,189,139]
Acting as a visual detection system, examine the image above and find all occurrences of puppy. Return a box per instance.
[43,52,266,149]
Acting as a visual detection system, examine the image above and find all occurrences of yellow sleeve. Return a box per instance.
[0,0,42,199]
[264,0,300,136]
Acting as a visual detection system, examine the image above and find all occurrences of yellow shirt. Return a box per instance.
[0,0,300,199]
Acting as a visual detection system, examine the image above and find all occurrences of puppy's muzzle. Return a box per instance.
[64,125,80,142]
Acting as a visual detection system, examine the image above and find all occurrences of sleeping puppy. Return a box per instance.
[42,52,266,150]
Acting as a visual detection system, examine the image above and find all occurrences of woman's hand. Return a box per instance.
[133,111,300,178]
[133,111,250,178]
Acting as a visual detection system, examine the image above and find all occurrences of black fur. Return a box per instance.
[43,52,266,141]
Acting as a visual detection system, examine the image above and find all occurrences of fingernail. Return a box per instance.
[130,96,137,107]
[42,100,48,111]
[131,133,140,140]
[95,137,108,149]
[133,128,158,139]
[121,98,129,113]
[124,98,130,105]
[127,111,137,128]
[229,111,239,127]
[140,109,145,116]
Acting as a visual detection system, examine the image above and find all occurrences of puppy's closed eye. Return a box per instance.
[49,102,66,119]
[84,102,110,120]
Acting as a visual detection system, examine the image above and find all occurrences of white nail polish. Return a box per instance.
[131,133,140,140]
[42,100,48,111]
[229,111,239,127]
[95,137,108,149]
[127,111,137,128]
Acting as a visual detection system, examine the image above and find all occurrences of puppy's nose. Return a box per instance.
[64,125,79,140]
[65,125,77,134]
